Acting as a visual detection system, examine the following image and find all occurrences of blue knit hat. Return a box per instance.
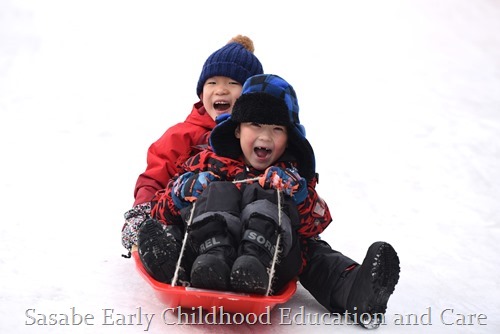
[196,35,264,97]
[210,74,316,180]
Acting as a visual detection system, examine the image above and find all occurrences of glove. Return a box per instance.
[259,166,308,205]
[171,171,220,209]
[121,202,151,253]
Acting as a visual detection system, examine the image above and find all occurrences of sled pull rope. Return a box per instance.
[232,176,260,184]
[231,176,283,296]
[171,202,197,287]
[172,176,262,286]
[265,189,282,296]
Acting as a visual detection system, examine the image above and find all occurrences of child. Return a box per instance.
[139,74,401,327]
[121,35,264,255]
[140,73,319,294]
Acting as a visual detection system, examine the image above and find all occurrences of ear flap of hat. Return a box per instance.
[209,116,241,159]
[286,129,316,181]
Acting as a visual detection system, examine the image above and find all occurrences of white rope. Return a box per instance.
[172,176,259,287]
[172,177,258,287]
[265,189,282,296]
[171,175,282,293]
[231,176,261,184]
[234,176,285,296]
[171,202,196,287]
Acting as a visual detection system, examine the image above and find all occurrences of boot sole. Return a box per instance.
[230,255,269,295]
[138,220,186,283]
[190,254,231,291]
[347,242,400,328]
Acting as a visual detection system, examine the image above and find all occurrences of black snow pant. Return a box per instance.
[299,237,358,313]
[183,181,302,293]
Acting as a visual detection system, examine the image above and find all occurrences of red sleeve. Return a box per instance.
[296,178,332,238]
[133,113,215,206]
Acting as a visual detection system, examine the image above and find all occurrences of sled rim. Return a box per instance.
[132,250,297,313]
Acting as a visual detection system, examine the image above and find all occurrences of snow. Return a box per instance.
[1,0,500,333]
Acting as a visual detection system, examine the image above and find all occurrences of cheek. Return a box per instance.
[228,84,243,97]
[240,132,256,152]
[201,93,210,106]
[240,133,253,148]
[276,135,288,153]
[233,87,243,97]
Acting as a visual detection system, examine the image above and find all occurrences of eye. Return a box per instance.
[274,126,286,132]
[229,81,241,86]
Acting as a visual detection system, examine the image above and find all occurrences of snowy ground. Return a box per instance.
[1,0,500,333]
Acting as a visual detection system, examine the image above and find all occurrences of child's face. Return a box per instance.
[200,76,243,120]
[235,122,288,171]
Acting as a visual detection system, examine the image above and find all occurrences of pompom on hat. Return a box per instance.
[196,35,264,97]
[210,74,316,180]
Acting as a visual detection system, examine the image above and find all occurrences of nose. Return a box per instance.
[258,128,273,141]
[215,84,229,95]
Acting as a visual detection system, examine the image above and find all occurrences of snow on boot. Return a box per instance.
[230,214,278,294]
[346,242,400,329]
[189,213,238,291]
[137,219,189,285]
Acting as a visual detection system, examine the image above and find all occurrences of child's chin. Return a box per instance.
[252,162,271,172]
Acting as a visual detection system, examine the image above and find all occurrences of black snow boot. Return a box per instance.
[189,213,238,291]
[230,213,278,294]
[231,185,297,295]
[345,242,400,329]
[300,239,400,329]
[137,219,190,285]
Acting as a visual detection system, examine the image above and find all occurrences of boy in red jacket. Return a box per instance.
[121,35,263,255]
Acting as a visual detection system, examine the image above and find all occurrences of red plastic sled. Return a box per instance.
[132,250,296,315]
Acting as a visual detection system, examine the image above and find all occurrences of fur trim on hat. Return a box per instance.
[231,93,290,126]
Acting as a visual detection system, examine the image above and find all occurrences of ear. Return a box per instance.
[234,125,241,139]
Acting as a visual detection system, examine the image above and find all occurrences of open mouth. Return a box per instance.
[213,101,230,112]
[254,146,271,158]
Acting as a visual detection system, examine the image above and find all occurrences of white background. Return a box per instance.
[1,0,499,333]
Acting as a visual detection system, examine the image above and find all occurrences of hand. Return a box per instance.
[121,202,151,252]
[259,166,308,204]
[171,171,220,208]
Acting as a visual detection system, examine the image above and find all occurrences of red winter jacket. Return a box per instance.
[133,102,216,206]
[151,149,332,239]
